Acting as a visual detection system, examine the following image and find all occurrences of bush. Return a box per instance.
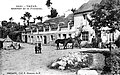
[82,43,92,48]
[104,48,120,74]
[48,52,105,71]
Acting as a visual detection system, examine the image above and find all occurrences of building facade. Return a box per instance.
[22,0,120,45]
[73,0,119,44]
[22,15,76,45]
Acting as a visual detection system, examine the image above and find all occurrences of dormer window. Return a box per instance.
[59,22,67,28]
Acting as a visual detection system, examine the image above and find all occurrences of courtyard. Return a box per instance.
[0,42,88,75]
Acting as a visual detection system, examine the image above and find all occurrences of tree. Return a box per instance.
[48,7,58,18]
[89,0,120,73]
[20,16,26,26]
[46,0,52,7]
[1,20,7,27]
[90,0,120,37]
[9,17,14,22]
[71,8,76,13]
[45,0,58,18]
[36,16,43,22]
[21,12,32,26]
[1,20,25,42]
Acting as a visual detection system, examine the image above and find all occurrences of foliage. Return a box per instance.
[24,12,32,20]
[45,0,58,18]
[46,0,52,7]
[1,20,8,26]
[90,0,120,74]
[71,8,76,13]
[48,8,58,18]
[21,12,32,26]
[82,43,93,48]
[90,0,120,34]
[36,16,43,22]
[105,48,120,74]
[9,17,13,22]
[20,16,26,22]
[1,20,25,42]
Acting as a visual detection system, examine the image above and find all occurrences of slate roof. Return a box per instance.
[44,16,65,25]
[43,14,73,27]
[74,0,103,14]
[36,22,44,26]
[65,14,74,21]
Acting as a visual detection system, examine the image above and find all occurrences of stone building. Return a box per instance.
[74,0,120,44]
[22,0,120,45]
[22,14,75,45]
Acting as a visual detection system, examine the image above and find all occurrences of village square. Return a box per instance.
[1,0,120,75]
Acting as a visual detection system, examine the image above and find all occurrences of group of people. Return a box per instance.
[35,42,42,54]
[3,42,21,50]
[9,42,21,50]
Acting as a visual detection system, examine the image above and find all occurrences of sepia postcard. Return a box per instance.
[1,0,120,75]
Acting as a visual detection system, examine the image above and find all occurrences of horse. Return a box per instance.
[55,36,82,49]
[55,38,72,49]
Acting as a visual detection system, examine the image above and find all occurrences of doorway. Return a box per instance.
[44,36,47,44]
[25,35,27,43]
[63,34,66,39]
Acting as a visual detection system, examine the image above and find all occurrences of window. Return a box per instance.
[69,34,71,37]
[58,34,61,38]
[40,36,42,41]
[39,26,44,32]
[82,32,89,41]
[40,36,42,39]
[50,24,58,31]
[37,36,39,38]
[45,25,49,31]
[31,36,33,38]
[63,34,66,39]
[59,22,68,28]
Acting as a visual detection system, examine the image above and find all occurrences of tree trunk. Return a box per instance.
[27,20,29,26]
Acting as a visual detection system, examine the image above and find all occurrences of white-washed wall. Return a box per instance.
[74,14,84,30]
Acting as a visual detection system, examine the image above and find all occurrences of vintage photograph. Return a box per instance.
[1,0,120,75]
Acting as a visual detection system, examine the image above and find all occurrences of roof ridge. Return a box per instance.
[75,0,103,14]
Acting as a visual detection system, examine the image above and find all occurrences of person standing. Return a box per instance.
[35,43,38,54]
[97,36,102,48]
[92,36,97,48]
[38,43,42,53]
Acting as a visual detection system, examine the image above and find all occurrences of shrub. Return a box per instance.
[104,48,120,74]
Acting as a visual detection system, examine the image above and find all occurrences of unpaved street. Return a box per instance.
[0,42,81,75]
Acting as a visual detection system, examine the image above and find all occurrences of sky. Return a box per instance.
[0,0,89,24]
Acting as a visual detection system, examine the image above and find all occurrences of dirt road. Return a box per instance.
[0,42,81,75]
